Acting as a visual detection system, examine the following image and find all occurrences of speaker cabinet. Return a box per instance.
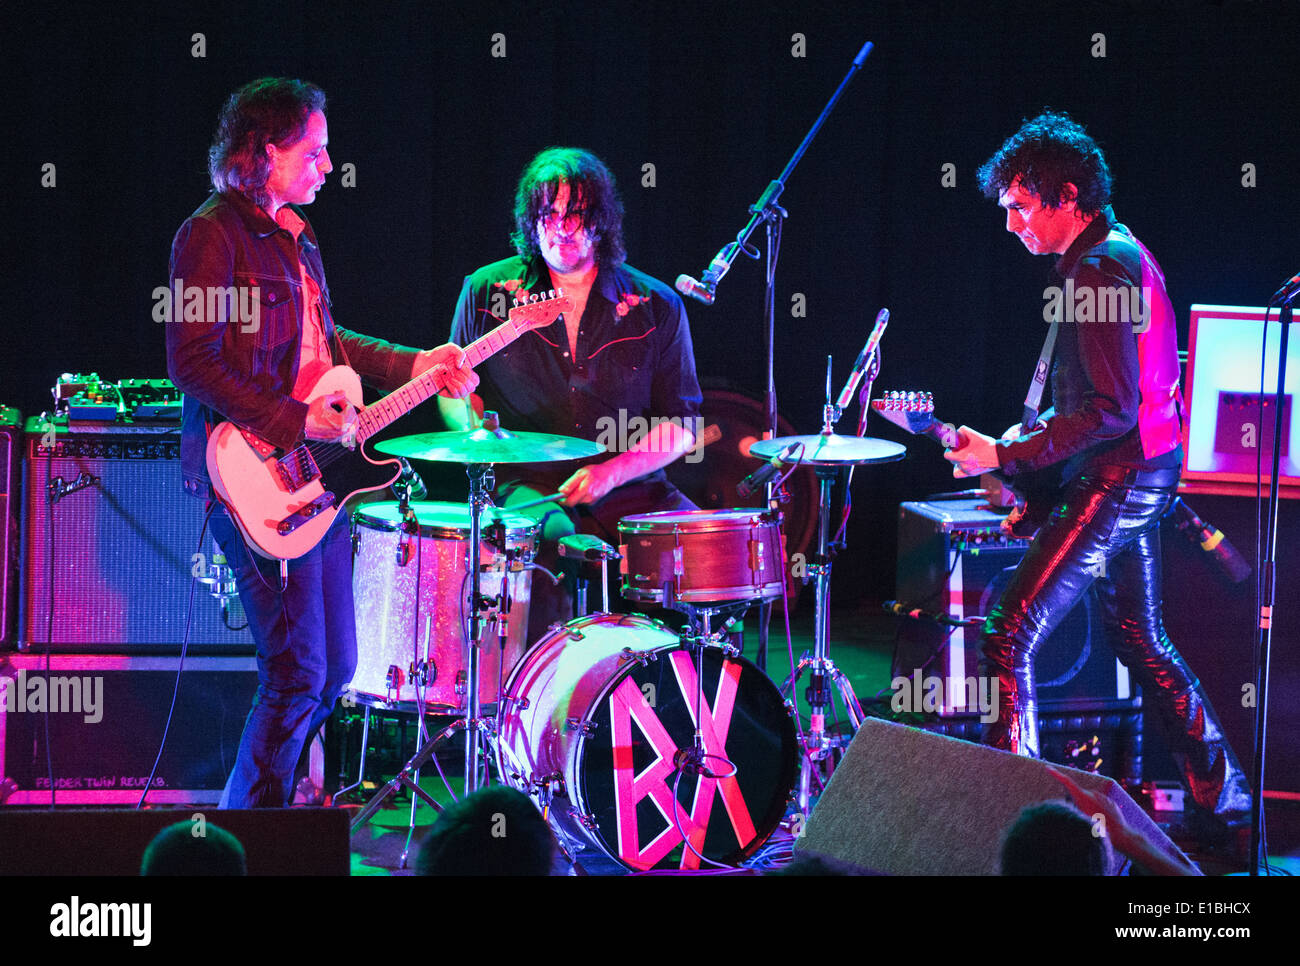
[19,419,253,652]
[0,652,257,805]
[798,718,1185,876]
[0,408,21,647]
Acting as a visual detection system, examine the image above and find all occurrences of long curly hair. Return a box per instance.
[208,78,326,210]
[510,147,626,268]
[977,110,1112,214]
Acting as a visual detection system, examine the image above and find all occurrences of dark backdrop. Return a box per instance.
[6,0,1298,608]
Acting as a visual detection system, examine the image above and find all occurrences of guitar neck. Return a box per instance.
[922,420,961,449]
[356,317,530,441]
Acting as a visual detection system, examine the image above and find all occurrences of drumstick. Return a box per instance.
[500,491,566,513]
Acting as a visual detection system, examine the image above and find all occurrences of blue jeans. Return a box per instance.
[211,503,356,808]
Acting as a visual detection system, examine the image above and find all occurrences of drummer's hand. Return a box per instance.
[943,425,998,479]
[415,344,478,399]
[559,463,620,506]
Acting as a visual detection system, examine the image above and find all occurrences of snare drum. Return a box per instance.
[349,501,537,712]
[618,508,786,605]
[496,613,797,871]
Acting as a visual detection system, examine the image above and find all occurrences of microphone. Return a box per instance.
[737,442,799,498]
[1166,497,1252,584]
[674,273,716,305]
[393,458,427,502]
[835,308,889,411]
[883,599,982,628]
[677,243,741,305]
[1268,270,1300,306]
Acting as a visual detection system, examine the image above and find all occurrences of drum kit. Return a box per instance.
[343,407,904,872]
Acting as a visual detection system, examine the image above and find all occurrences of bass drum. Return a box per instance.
[497,613,797,871]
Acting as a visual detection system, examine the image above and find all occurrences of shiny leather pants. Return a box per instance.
[981,466,1252,821]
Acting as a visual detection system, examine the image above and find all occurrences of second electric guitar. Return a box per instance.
[207,292,572,559]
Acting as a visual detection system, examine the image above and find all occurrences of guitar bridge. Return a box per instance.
[276,445,322,493]
[276,492,337,534]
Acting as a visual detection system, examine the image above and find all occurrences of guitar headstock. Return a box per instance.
[871,390,937,434]
[508,290,574,331]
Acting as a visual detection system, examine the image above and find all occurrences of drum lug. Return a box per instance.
[620,646,657,667]
[672,545,685,577]
[565,717,596,736]
[409,659,434,688]
[500,693,530,712]
[455,670,467,697]
[552,623,585,641]
[748,537,765,573]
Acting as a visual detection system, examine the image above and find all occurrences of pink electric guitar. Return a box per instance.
[207,292,571,559]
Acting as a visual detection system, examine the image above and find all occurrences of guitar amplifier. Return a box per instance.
[893,494,1133,708]
[19,417,254,652]
[892,494,1144,782]
[0,408,21,648]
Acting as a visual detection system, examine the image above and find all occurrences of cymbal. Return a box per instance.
[375,427,604,464]
[750,433,906,466]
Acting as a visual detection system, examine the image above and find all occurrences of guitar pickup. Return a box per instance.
[276,492,337,534]
[276,445,321,493]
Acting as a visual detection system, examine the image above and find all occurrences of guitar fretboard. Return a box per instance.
[356,317,528,442]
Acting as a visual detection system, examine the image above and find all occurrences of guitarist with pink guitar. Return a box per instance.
[936,112,1250,858]
[165,79,481,808]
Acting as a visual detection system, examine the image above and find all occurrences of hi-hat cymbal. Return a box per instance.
[750,433,906,466]
[375,427,604,464]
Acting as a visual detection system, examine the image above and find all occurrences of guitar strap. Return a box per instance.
[1021,303,1060,433]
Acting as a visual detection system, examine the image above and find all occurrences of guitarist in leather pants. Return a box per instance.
[944,112,1251,847]
[167,78,477,807]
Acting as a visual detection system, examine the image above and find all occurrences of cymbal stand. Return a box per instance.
[781,363,869,814]
[349,460,500,837]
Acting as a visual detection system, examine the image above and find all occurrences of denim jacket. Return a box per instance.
[166,190,418,496]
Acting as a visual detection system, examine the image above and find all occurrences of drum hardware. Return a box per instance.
[558,533,621,616]
[749,346,904,814]
[619,646,658,667]
[350,415,603,843]
[673,607,744,791]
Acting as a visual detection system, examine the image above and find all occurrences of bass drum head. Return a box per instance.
[577,644,798,870]
[665,387,817,608]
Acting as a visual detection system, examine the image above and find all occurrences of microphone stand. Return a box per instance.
[1251,295,1293,876]
[683,40,875,673]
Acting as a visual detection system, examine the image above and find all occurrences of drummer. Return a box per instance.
[438,148,704,633]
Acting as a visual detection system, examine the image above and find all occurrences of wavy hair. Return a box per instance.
[208,77,326,210]
[977,110,1112,214]
[510,147,626,268]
